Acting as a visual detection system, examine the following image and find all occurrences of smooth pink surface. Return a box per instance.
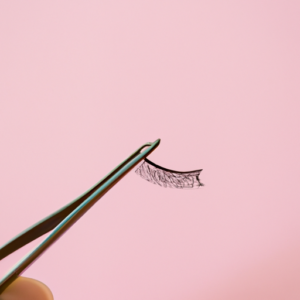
[0,1,299,299]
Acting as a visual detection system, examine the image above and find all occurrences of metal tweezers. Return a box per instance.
[0,139,160,294]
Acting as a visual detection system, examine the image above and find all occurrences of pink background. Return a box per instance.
[0,1,300,299]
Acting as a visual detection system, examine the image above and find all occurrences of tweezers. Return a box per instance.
[0,139,160,294]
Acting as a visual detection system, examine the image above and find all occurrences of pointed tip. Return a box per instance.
[155,138,161,145]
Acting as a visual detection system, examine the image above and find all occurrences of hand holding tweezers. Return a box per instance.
[0,139,160,294]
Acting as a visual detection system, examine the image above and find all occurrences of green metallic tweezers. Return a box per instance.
[0,139,160,294]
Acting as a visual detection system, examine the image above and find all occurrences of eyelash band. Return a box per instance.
[135,158,204,189]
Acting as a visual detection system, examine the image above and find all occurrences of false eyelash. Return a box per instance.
[135,158,204,189]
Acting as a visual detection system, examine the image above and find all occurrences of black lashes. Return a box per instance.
[135,158,203,189]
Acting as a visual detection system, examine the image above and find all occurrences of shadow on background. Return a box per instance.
[189,244,300,300]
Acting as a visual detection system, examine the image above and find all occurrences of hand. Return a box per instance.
[0,276,53,300]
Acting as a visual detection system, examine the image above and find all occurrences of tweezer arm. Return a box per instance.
[0,143,153,261]
[0,139,159,260]
[0,142,155,262]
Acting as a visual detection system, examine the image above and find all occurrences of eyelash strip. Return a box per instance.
[135,158,204,189]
